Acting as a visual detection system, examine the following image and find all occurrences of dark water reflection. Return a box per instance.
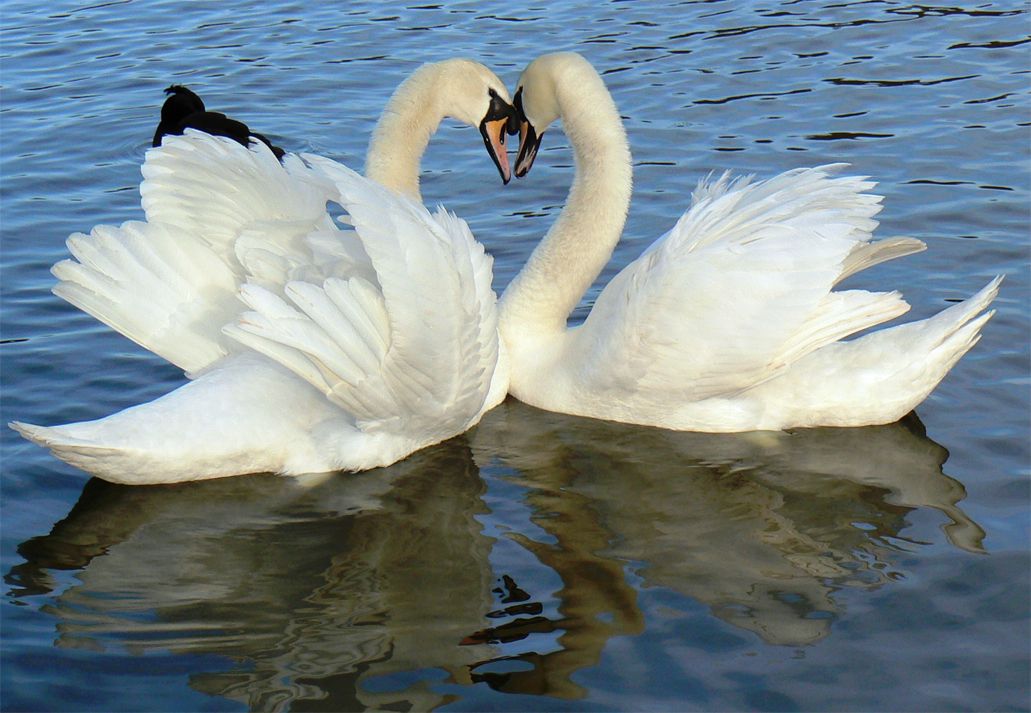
[9,443,494,711]
[7,404,985,709]
[472,404,984,655]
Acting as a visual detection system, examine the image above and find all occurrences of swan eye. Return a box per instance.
[485,89,509,120]
[485,88,519,136]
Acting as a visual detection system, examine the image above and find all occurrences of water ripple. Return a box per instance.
[1,1,1027,711]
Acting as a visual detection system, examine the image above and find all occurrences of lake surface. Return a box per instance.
[2,1,1028,711]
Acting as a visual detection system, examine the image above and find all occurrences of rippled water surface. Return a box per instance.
[2,1,1028,711]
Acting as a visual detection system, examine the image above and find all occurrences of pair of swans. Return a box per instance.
[14,53,1001,484]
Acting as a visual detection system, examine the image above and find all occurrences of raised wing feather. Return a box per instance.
[51,133,377,377]
[575,165,912,406]
[52,221,241,375]
[140,131,333,270]
[225,156,500,438]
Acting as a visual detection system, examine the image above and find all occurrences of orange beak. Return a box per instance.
[480,117,512,184]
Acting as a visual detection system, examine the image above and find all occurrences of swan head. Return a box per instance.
[430,58,519,184]
[511,53,597,178]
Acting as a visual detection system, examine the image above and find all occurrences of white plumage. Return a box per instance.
[500,53,1001,432]
[12,59,514,483]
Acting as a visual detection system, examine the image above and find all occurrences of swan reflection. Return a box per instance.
[7,403,983,707]
[469,400,984,659]
[8,441,498,711]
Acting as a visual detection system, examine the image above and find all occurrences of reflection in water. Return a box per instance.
[469,401,985,666]
[7,442,498,712]
[7,404,984,707]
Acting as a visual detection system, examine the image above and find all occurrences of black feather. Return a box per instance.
[152,85,285,161]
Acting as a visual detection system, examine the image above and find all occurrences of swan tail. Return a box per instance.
[52,221,241,375]
[11,414,199,485]
[763,276,1002,428]
[11,421,128,472]
[9,354,363,482]
[12,410,339,484]
[857,277,1002,376]
[856,277,1002,417]
[910,276,1002,372]
[921,275,1001,338]
[11,420,104,451]
[11,412,254,485]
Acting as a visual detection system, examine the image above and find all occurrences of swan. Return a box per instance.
[11,58,517,483]
[499,52,1001,432]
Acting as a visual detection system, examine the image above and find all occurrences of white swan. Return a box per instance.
[12,58,516,483]
[499,52,1001,432]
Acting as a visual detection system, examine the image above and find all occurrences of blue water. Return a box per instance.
[2,1,1028,711]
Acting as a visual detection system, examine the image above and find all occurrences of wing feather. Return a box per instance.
[51,132,365,377]
[574,165,918,407]
[223,155,501,438]
[141,131,331,263]
[52,221,240,375]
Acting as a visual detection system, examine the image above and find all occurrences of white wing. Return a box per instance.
[140,131,333,270]
[225,156,501,440]
[48,132,372,376]
[144,131,378,292]
[52,221,241,375]
[574,165,923,407]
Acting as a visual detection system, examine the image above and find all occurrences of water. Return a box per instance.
[2,1,1028,710]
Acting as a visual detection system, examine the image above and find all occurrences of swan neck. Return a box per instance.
[365,64,450,203]
[501,71,632,338]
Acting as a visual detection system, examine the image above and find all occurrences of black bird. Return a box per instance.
[152,85,285,160]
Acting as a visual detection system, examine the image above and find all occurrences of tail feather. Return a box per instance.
[926,308,993,376]
[860,276,1002,366]
[760,276,1003,429]
[10,421,124,465]
[921,275,1003,344]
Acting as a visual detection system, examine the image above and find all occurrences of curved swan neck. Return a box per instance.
[500,58,633,337]
[365,62,455,203]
